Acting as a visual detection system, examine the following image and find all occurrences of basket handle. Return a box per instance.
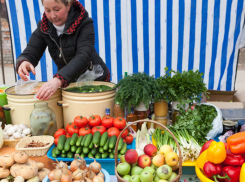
[114,119,182,175]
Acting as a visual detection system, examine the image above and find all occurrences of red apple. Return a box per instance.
[125,149,138,164]
[138,154,151,168]
[144,144,157,157]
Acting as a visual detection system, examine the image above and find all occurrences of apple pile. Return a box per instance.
[116,144,180,182]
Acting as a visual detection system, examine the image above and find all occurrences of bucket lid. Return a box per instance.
[238,120,245,125]
[223,120,236,126]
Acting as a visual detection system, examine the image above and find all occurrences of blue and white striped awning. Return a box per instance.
[5,0,245,91]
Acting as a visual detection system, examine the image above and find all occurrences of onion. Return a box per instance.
[72,169,86,180]
[92,176,104,182]
[97,171,104,179]
[70,154,86,172]
[48,171,55,181]
[61,174,72,182]
[84,177,92,182]
[88,158,101,174]
[62,167,71,176]
[59,161,68,169]
[86,166,96,180]
[53,168,62,180]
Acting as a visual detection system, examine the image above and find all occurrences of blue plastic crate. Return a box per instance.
[47,139,135,175]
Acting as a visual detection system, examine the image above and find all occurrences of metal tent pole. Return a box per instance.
[0,2,5,84]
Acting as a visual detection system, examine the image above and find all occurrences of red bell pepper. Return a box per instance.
[199,139,214,155]
[222,149,244,166]
[203,161,222,182]
[217,166,241,182]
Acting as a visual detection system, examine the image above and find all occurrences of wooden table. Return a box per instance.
[0,146,56,171]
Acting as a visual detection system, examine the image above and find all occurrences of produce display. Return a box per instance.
[47,156,106,182]
[0,151,50,181]
[65,85,112,93]
[116,143,180,182]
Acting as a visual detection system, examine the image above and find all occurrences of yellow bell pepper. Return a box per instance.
[240,163,245,181]
[207,141,226,164]
[152,137,157,147]
[196,150,207,170]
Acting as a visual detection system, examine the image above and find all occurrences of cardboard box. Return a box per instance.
[203,90,244,109]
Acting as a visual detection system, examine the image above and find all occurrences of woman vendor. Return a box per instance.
[16,0,110,100]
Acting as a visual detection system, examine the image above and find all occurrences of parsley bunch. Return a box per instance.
[169,104,217,146]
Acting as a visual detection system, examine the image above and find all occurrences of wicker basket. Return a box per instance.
[15,135,54,156]
[114,119,183,182]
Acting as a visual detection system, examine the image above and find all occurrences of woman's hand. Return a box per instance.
[36,78,62,100]
[17,61,36,81]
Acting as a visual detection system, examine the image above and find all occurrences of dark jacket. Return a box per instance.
[16,1,109,87]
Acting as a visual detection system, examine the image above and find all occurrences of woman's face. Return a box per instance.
[43,0,71,26]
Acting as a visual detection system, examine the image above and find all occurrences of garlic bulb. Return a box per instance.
[22,128,31,135]
[13,132,22,139]
[19,123,28,130]
[6,128,15,136]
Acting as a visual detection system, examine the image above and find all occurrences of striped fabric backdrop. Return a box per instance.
[5,0,245,91]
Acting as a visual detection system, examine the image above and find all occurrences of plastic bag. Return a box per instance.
[76,65,104,86]
[218,130,234,143]
[200,103,223,140]
[15,79,39,94]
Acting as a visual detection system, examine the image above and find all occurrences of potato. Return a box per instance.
[10,159,38,180]
[0,179,9,182]
[13,151,28,164]
[0,154,15,168]
[26,176,39,182]
[38,168,50,181]
[36,162,45,171]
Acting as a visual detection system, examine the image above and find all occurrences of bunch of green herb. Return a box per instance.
[169,104,217,146]
[156,67,208,110]
[114,72,162,110]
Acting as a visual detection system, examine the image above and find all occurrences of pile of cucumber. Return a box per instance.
[52,131,129,159]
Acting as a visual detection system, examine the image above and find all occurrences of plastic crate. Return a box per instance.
[47,139,135,175]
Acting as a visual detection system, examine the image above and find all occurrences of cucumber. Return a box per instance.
[118,137,124,151]
[80,153,86,158]
[70,133,78,145]
[76,136,83,146]
[52,147,57,158]
[108,149,112,153]
[109,152,114,159]
[99,147,104,153]
[100,132,108,146]
[109,135,117,149]
[88,152,94,158]
[64,137,71,151]
[61,153,66,158]
[101,152,109,159]
[67,151,73,158]
[120,142,127,154]
[84,133,93,147]
[89,140,94,149]
[92,131,101,146]
[103,138,110,151]
[83,147,89,154]
[90,148,98,156]
[118,153,122,159]
[57,135,66,150]
[81,134,88,146]
[76,146,82,154]
[95,153,101,159]
[62,149,66,154]
[71,145,77,153]
[55,147,61,155]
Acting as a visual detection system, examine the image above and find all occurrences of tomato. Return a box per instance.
[92,125,106,135]
[120,129,128,139]
[79,127,92,136]
[54,136,60,146]
[107,127,120,137]
[66,122,75,132]
[74,116,88,128]
[54,128,66,138]
[66,133,72,138]
[101,116,114,128]
[123,139,126,143]
[89,115,101,127]
[67,125,79,136]
[125,134,134,144]
[113,117,126,130]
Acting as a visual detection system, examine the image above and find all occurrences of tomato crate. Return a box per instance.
[47,139,135,175]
